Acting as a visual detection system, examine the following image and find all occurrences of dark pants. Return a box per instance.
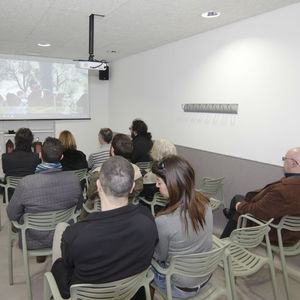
[220,194,245,238]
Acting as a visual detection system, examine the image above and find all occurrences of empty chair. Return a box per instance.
[267,216,300,300]
[44,267,154,300]
[218,213,279,300]
[151,242,232,300]
[8,206,79,300]
[139,192,168,216]
[197,177,225,210]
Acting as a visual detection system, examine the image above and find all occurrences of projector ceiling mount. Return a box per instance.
[74,14,108,70]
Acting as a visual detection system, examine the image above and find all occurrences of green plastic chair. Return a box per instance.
[43,267,154,300]
[0,176,23,231]
[139,192,168,216]
[0,175,23,204]
[82,199,101,213]
[72,168,90,197]
[135,161,153,173]
[196,177,225,211]
[220,214,279,300]
[151,242,232,300]
[266,216,300,300]
[8,205,79,300]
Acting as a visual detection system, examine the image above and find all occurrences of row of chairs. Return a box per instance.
[42,213,286,300]
[3,171,300,300]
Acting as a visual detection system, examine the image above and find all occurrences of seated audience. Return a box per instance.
[2,128,40,201]
[86,134,143,209]
[151,155,213,299]
[2,128,40,177]
[58,130,88,171]
[221,147,300,246]
[140,138,177,199]
[88,128,113,171]
[6,137,83,262]
[51,156,158,299]
[129,119,153,163]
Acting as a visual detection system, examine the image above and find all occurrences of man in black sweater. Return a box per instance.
[51,156,158,298]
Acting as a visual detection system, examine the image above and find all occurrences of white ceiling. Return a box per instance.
[0,0,299,62]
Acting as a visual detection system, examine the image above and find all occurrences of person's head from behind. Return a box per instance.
[98,128,113,145]
[110,134,133,161]
[41,137,64,163]
[58,130,77,150]
[15,128,34,152]
[130,119,152,140]
[97,156,134,205]
[152,155,209,232]
[283,147,300,174]
[152,155,194,202]
[151,138,177,161]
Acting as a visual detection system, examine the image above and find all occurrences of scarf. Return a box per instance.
[35,162,62,173]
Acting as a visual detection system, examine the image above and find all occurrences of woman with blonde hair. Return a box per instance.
[140,138,176,199]
[151,155,213,299]
[58,130,88,171]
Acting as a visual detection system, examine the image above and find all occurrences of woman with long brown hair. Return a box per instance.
[151,155,213,299]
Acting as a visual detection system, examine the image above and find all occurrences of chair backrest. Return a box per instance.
[135,161,153,172]
[167,244,229,279]
[6,176,23,188]
[200,177,224,196]
[276,215,300,232]
[230,215,273,248]
[153,192,168,206]
[72,168,89,182]
[22,206,77,231]
[1,176,23,204]
[70,268,153,300]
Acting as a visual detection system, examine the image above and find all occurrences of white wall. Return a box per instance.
[55,71,109,157]
[108,3,300,166]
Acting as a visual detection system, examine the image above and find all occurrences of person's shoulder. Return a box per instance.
[134,204,155,221]
[77,149,87,158]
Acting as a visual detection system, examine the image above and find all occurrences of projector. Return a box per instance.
[75,60,108,71]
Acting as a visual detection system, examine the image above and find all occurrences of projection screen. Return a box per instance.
[0,55,89,120]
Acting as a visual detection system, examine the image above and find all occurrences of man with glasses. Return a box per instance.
[221,147,300,246]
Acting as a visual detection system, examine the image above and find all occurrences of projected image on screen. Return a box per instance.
[0,57,89,120]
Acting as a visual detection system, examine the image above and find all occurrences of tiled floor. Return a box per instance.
[0,201,299,300]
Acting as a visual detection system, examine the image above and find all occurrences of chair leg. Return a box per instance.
[8,227,13,285]
[43,274,51,300]
[268,261,279,300]
[279,250,291,300]
[229,274,237,300]
[23,253,32,300]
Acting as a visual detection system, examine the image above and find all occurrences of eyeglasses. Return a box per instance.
[282,156,299,165]
[157,159,166,170]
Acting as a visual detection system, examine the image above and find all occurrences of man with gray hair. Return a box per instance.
[88,128,113,171]
[51,156,158,299]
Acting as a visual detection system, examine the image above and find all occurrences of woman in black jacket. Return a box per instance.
[58,130,88,171]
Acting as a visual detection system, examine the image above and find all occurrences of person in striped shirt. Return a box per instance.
[88,128,113,172]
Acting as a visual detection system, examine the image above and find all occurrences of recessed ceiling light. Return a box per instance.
[37,43,51,47]
[201,11,221,18]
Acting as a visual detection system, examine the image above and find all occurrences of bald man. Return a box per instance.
[221,147,300,246]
